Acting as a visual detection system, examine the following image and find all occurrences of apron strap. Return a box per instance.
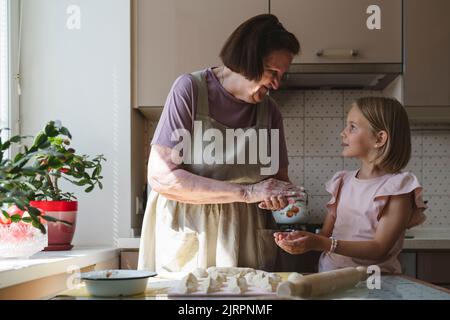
[190,69,210,118]
[255,96,269,129]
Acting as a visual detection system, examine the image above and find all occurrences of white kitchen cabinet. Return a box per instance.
[135,0,268,107]
[403,0,450,107]
[271,0,402,64]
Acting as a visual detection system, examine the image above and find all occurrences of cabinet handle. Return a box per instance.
[316,49,359,58]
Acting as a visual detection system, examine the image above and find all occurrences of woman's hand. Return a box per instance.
[274,231,322,255]
[258,195,290,211]
[258,187,306,211]
[243,178,303,209]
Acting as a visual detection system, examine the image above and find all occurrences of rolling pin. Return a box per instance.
[277,266,368,299]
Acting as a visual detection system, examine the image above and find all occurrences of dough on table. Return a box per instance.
[287,272,304,282]
[176,273,198,294]
[206,267,255,277]
[227,276,248,294]
[192,267,208,278]
[252,272,282,292]
[199,276,222,294]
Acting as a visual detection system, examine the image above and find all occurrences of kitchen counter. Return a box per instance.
[119,227,450,250]
[54,272,450,300]
[0,247,120,299]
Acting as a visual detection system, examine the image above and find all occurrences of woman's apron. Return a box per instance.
[138,69,278,273]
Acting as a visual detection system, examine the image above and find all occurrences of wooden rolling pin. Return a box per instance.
[277,266,368,299]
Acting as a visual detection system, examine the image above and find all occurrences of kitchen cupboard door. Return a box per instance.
[404,0,450,107]
[271,0,402,64]
[417,252,450,285]
[136,0,268,107]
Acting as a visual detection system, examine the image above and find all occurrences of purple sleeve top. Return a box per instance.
[151,68,289,170]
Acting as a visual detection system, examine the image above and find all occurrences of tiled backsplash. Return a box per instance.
[147,90,450,230]
[273,90,450,229]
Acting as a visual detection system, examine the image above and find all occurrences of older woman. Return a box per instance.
[138,14,302,273]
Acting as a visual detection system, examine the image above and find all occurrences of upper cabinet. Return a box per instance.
[271,0,402,64]
[135,0,268,107]
[403,0,450,107]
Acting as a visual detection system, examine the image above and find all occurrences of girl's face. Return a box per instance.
[249,50,293,103]
[341,105,379,159]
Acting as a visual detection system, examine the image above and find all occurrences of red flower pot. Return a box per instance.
[29,201,77,251]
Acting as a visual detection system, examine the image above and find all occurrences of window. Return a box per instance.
[0,0,19,149]
[0,0,9,139]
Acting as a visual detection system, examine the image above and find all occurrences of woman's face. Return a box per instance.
[250,50,294,103]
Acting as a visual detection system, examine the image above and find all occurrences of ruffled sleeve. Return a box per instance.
[374,172,427,229]
[325,171,348,218]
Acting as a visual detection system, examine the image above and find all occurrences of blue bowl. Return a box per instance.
[272,198,309,225]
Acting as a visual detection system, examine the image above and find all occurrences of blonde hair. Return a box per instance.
[354,97,411,174]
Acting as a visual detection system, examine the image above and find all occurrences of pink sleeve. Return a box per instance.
[374,172,427,229]
[324,171,347,218]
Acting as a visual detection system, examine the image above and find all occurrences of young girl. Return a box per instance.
[274,97,427,274]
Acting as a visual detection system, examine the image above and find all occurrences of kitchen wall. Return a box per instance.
[147,89,450,231]
[19,0,131,246]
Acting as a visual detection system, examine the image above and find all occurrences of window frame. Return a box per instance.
[0,0,20,153]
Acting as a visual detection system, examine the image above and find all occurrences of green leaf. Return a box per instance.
[77,179,89,186]
[9,135,22,143]
[1,210,10,220]
[92,167,100,178]
[44,122,59,137]
[1,141,11,150]
[15,201,26,211]
[41,215,58,223]
[98,181,103,189]
[10,214,22,223]
[14,153,24,163]
[27,206,42,217]
[32,220,46,234]
[21,217,32,223]
[39,140,51,149]
[33,133,47,147]
[60,126,72,139]
[47,156,62,167]
[85,185,94,193]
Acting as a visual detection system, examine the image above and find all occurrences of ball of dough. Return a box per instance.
[287,272,304,283]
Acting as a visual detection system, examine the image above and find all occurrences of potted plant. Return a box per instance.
[0,121,106,252]
[0,130,52,257]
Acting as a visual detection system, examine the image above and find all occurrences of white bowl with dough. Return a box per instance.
[81,270,157,297]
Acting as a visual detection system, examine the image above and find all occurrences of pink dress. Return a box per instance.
[318,170,427,274]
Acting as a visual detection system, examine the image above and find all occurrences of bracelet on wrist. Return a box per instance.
[327,237,338,254]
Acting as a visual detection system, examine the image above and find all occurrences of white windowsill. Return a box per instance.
[0,246,120,290]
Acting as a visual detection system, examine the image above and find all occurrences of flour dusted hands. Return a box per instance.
[243,178,303,210]
[274,230,321,255]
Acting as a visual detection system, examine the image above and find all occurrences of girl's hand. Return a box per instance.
[273,231,320,255]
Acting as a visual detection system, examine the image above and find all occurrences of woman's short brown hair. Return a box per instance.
[354,97,412,174]
[220,14,300,81]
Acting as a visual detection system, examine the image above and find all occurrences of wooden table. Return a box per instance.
[53,272,450,300]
